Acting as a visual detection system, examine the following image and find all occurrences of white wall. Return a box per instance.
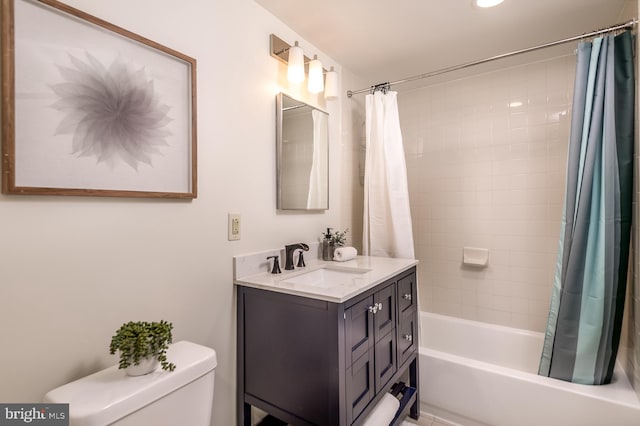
[0,1,360,425]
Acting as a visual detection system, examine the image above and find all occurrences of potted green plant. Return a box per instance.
[109,320,176,376]
[330,228,349,247]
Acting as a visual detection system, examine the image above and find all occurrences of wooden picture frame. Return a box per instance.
[1,0,197,198]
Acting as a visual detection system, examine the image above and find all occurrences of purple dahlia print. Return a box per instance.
[51,52,172,170]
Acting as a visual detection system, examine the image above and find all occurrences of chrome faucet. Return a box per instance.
[284,243,309,270]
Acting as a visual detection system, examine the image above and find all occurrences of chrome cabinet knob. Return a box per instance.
[403,293,412,301]
[403,334,413,342]
[368,302,384,314]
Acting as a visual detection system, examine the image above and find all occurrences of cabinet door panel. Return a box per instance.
[374,284,396,342]
[345,296,374,365]
[346,351,375,424]
[374,330,397,393]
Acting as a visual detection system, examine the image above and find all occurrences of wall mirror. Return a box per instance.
[276,93,329,210]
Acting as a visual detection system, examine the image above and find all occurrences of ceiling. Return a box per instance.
[256,0,631,91]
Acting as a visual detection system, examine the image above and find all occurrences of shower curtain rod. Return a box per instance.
[346,19,637,98]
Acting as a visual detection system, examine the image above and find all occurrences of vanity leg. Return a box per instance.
[241,402,251,426]
[409,356,419,420]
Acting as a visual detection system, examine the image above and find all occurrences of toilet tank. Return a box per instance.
[44,341,217,426]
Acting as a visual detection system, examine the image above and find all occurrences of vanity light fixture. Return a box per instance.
[270,34,338,100]
[287,41,305,84]
[474,0,505,8]
[324,67,339,100]
[307,55,324,93]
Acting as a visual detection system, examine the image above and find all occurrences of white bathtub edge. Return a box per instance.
[419,347,640,409]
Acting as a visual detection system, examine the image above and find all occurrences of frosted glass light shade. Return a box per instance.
[324,67,339,100]
[308,55,324,94]
[287,42,305,84]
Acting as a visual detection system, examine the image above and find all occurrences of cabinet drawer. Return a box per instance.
[398,314,417,367]
[397,272,417,317]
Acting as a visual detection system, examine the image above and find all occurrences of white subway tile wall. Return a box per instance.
[399,55,576,332]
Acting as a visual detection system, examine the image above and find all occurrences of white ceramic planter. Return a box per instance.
[125,357,159,376]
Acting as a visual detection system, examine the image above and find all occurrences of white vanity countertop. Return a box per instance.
[234,256,418,303]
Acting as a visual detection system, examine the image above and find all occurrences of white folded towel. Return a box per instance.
[333,246,357,262]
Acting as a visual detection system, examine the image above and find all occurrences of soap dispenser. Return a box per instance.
[322,228,333,261]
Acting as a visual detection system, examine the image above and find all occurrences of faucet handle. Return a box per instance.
[296,251,306,268]
[266,256,281,274]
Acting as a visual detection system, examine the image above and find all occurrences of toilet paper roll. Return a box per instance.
[333,246,357,262]
[361,392,400,426]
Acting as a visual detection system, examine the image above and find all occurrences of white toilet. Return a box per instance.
[44,341,217,426]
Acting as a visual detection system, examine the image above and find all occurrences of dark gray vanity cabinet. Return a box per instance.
[237,267,418,426]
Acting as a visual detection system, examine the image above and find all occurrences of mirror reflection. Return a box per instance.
[276,93,329,210]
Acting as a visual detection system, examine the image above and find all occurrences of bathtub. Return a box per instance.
[419,312,640,426]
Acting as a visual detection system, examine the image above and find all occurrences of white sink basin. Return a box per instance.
[280,266,371,288]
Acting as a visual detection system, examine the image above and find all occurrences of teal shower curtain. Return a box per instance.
[539,31,634,385]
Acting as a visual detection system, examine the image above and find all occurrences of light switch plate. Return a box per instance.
[228,213,241,241]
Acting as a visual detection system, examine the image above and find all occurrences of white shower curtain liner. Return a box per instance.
[363,91,415,259]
